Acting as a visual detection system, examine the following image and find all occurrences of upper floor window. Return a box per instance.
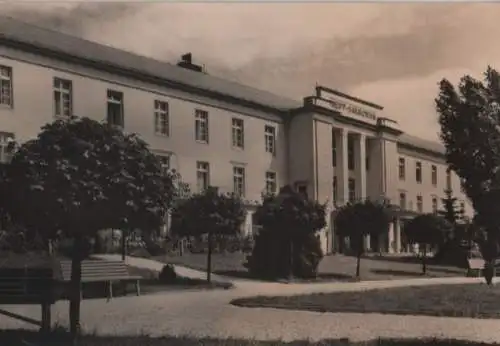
[348,178,356,203]
[233,165,246,197]
[264,125,276,155]
[196,161,210,192]
[232,118,244,149]
[53,78,72,118]
[431,165,437,186]
[415,161,422,183]
[399,191,407,210]
[398,157,405,180]
[0,65,13,107]
[154,100,169,136]
[347,136,355,171]
[156,154,170,176]
[195,109,209,143]
[0,132,14,163]
[265,171,277,195]
[107,89,124,128]
[332,131,337,167]
[416,195,423,213]
[432,196,438,214]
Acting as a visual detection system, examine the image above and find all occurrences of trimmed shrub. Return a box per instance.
[158,264,177,284]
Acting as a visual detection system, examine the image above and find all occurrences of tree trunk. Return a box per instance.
[355,235,362,278]
[422,244,427,275]
[206,232,212,283]
[289,238,294,280]
[121,229,126,261]
[356,252,361,278]
[69,234,83,339]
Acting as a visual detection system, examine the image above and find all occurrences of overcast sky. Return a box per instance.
[4,2,499,142]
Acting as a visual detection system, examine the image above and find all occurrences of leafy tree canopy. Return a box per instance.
[4,117,178,240]
[253,185,327,236]
[170,186,246,237]
[438,188,464,225]
[335,200,391,239]
[404,213,452,246]
[436,66,500,233]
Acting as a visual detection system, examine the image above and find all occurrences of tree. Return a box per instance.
[249,185,326,280]
[436,66,500,268]
[5,117,177,338]
[438,188,464,225]
[170,186,246,283]
[404,213,452,274]
[335,200,391,278]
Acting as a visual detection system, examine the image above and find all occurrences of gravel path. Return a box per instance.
[0,254,498,343]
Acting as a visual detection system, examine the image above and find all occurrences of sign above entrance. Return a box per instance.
[315,86,381,124]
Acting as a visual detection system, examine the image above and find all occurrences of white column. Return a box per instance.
[388,221,395,254]
[356,134,367,202]
[336,128,349,205]
[394,217,401,253]
[356,134,369,250]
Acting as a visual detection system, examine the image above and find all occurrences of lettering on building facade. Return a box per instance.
[322,95,377,121]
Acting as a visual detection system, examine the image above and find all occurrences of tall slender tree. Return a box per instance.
[436,66,500,270]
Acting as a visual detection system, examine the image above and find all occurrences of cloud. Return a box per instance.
[3,2,500,141]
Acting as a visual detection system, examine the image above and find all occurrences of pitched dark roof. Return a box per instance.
[0,16,301,112]
[398,133,445,156]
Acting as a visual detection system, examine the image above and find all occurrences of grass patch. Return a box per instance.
[1,330,499,346]
[232,283,500,319]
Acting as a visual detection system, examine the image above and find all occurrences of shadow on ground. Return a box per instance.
[369,269,428,277]
[214,270,356,283]
[0,330,498,346]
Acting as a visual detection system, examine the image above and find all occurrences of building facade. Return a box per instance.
[0,17,473,254]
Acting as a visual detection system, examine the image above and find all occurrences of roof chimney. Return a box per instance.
[177,52,203,73]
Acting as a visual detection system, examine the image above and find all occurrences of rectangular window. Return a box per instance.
[0,65,13,107]
[417,195,423,213]
[416,161,422,183]
[107,89,124,127]
[399,191,407,210]
[233,166,246,197]
[265,125,276,155]
[296,183,308,199]
[195,109,209,143]
[156,155,170,176]
[0,132,14,163]
[53,78,72,118]
[348,178,356,203]
[431,165,437,186]
[333,176,338,203]
[446,168,452,190]
[432,196,438,213]
[332,131,337,167]
[232,118,244,149]
[265,171,277,195]
[347,137,355,171]
[399,157,406,180]
[196,161,210,192]
[154,100,169,136]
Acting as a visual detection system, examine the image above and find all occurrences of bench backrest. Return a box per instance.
[59,260,131,282]
[0,268,54,304]
[467,258,485,269]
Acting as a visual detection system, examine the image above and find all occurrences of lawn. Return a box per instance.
[1,329,499,346]
[231,283,500,319]
[153,252,465,282]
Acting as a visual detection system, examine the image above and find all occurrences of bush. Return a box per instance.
[247,230,323,279]
[158,264,177,284]
[248,186,326,280]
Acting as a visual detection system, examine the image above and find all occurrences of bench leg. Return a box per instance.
[107,281,113,301]
[40,303,51,333]
[136,279,140,296]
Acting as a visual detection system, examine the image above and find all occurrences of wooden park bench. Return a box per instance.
[466,258,485,277]
[59,259,142,300]
[0,267,56,332]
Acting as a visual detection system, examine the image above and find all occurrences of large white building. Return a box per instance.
[0,16,473,254]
